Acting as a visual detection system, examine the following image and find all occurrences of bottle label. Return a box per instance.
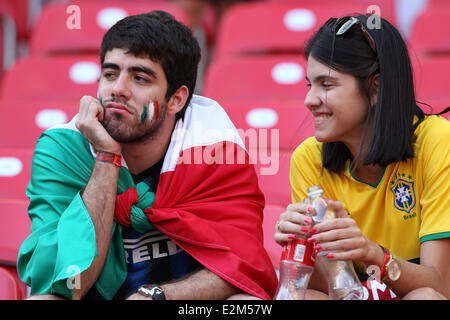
[281,239,315,267]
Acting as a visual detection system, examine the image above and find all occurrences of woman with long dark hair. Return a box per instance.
[274,14,450,300]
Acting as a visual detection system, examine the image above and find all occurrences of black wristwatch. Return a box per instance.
[137,284,166,300]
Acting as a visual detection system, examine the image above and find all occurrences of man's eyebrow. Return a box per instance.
[101,62,120,70]
[305,74,340,82]
[101,63,158,79]
[129,65,157,79]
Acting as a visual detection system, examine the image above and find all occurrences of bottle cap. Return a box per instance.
[307,185,324,198]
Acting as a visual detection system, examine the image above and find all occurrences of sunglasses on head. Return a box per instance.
[335,16,377,55]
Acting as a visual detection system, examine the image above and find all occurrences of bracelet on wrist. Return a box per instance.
[96,151,121,167]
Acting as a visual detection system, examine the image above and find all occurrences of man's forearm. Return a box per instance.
[73,161,119,299]
[130,268,242,300]
[162,268,241,300]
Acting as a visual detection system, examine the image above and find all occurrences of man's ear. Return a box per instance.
[369,73,380,107]
[167,85,189,116]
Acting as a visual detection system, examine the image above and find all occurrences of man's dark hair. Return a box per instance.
[304,14,426,174]
[100,11,201,120]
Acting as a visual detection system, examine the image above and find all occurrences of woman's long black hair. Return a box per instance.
[304,14,448,174]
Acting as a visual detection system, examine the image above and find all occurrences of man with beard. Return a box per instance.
[17,11,277,300]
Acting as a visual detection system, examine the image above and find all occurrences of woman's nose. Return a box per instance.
[304,87,322,110]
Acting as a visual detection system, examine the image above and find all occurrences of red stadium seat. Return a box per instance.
[0,266,20,299]
[422,0,450,10]
[412,56,450,116]
[203,54,308,103]
[409,8,450,56]
[0,198,31,265]
[29,0,189,56]
[262,204,284,269]
[0,148,33,200]
[0,100,78,148]
[221,99,314,151]
[215,1,395,59]
[0,198,30,300]
[254,149,292,207]
[265,0,397,21]
[0,54,99,102]
[0,265,28,300]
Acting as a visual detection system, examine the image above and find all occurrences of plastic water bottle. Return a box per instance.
[275,197,315,300]
[307,185,364,300]
[275,237,315,300]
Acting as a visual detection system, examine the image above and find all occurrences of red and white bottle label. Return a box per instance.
[281,239,315,267]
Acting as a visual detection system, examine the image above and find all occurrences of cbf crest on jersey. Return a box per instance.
[390,177,416,213]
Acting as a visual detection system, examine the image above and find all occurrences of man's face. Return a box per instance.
[98,48,168,142]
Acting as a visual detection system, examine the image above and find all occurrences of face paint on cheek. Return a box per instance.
[152,100,159,122]
[98,95,104,107]
[141,104,148,124]
[145,100,159,123]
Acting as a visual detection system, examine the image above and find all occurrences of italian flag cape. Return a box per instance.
[17,95,278,300]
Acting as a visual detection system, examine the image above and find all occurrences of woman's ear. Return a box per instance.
[167,85,189,116]
[369,73,380,107]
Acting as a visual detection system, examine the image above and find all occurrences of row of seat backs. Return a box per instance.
[7,0,450,59]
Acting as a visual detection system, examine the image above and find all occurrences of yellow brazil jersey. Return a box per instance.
[290,115,450,264]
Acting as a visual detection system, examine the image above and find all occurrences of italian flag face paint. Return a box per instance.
[98,95,104,107]
[141,100,159,124]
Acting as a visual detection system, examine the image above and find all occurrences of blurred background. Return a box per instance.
[0,0,449,299]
